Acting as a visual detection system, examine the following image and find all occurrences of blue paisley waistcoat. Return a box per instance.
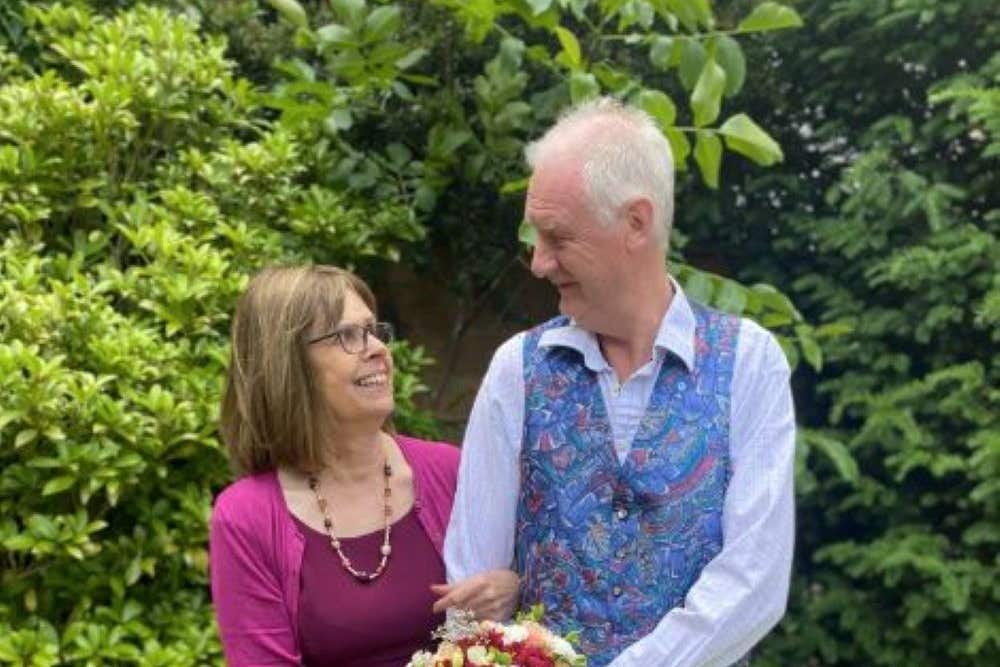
[515,302,740,666]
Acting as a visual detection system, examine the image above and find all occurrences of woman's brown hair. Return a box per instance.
[220,265,380,476]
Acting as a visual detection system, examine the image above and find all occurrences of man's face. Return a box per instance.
[525,161,625,332]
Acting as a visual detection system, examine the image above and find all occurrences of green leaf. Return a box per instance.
[15,429,37,448]
[777,335,799,369]
[266,0,309,28]
[648,36,678,70]
[806,432,860,484]
[518,219,538,248]
[24,588,37,613]
[554,26,582,70]
[126,558,142,585]
[800,333,823,371]
[316,23,353,45]
[396,48,428,70]
[569,71,600,103]
[683,270,714,302]
[715,35,746,96]
[664,128,691,169]
[718,113,784,165]
[42,476,76,496]
[637,89,676,127]
[694,130,722,188]
[327,108,353,131]
[427,124,472,159]
[365,6,401,39]
[526,0,554,14]
[678,38,707,90]
[501,177,529,194]
[715,279,747,314]
[737,2,804,32]
[691,57,726,127]
[3,534,35,551]
[330,0,366,28]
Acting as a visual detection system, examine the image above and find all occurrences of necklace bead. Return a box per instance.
[308,460,393,582]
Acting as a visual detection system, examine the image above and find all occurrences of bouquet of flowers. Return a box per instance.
[407,605,585,667]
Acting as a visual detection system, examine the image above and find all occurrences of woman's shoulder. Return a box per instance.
[212,470,281,526]
[395,434,460,472]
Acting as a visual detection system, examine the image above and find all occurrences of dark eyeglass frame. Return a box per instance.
[306,321,395,353]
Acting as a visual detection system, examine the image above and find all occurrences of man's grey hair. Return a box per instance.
[525,97,675,248]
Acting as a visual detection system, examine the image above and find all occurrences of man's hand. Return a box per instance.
[431,569,520,621]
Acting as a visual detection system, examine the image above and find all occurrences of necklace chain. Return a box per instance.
[307,460,393,582]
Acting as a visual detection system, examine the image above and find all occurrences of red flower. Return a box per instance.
[513,643,556,667]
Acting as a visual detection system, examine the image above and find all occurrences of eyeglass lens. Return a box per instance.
[339,323,393,353]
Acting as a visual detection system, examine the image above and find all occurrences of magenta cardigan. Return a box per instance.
[209,436,460,666]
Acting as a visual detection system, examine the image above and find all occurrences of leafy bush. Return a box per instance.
[689,1,1000,664]
[0,4,431,663]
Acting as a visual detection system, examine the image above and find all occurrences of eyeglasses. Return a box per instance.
[307,322,395,353]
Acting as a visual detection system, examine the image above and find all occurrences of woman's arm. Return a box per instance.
[210,499,300,666]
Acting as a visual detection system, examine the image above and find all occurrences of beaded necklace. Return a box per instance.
[307,460,393,582]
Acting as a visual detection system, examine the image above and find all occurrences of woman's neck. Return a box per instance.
[319,428,390,485]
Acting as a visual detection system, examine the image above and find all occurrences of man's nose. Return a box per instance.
[530,241,554,278]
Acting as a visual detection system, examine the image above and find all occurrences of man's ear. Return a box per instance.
[623,197,655,251]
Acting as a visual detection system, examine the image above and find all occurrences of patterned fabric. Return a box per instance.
[515,303,740,667]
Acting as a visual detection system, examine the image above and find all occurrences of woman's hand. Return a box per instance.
[430,569,520,621]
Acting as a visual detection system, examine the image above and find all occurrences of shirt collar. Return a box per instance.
[537,276,696,372]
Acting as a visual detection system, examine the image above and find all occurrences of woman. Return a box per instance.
[209,266,515,666]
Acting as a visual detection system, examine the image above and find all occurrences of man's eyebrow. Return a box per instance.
[526,217,554,232]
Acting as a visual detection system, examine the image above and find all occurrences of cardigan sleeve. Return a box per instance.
[209,487,301,666]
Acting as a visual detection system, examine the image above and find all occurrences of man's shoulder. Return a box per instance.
[686,297,780,345]
[733,316,790,376]
[683,297,787,372]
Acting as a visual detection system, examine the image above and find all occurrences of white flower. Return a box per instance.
[549,636,578,660]
[406,651,433,667]
[501,624,529,645]
[466,645,490,664]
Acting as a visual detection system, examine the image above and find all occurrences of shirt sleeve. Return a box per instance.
[609,321,796,667]
[209,497,301,666]
[444,334,526,583]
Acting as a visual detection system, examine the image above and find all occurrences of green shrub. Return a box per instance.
[0,4,430,663]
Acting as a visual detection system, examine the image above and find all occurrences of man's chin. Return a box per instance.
[557,298,586,325]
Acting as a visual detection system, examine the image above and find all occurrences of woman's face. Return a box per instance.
[306,289,394,429]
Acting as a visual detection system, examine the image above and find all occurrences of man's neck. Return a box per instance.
[598,277,674,382]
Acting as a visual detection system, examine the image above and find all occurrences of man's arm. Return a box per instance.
[440,335,525,612]
[610,323,796,667]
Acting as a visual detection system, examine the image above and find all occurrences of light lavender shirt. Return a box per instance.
[445,280,796,667]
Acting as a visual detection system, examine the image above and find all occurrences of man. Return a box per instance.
[437,98,795,667]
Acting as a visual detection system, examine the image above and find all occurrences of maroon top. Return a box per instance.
[210,436,460,666]
[294,510,445,666]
